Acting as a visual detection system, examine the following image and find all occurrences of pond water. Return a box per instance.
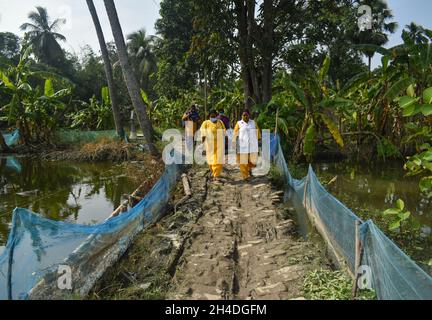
[0,156,139,251]
[313,161,432,228]
[290,161,432,268]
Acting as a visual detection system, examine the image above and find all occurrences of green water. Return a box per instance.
[291,161,432,268]
[313,162,432,228]
[0,156,139,250]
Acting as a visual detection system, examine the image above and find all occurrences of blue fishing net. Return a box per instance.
[1,133,431,300]
[272,138,432,300]
[2,130,20,147]
[5,157,22,173]
[0,163,182,300]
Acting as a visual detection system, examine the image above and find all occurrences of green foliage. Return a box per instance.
[0,32,21,62]
[20,6,66,67]
[0,45,72,143]
[321,113,344,148]
[405,148,432,197]
[377,137,402,160]
[268,165,285,190]
[303,269,376,300]
[399,87,432,117]
[126,29,158,100]
[383,199,413,231]
[383,77,414,101]
[303,123,316,158]
[69,89,114,131]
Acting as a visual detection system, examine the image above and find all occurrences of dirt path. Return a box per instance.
[90,164,327,300]
[168,164,325,300]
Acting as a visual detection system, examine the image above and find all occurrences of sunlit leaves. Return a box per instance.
[399,87,432,117]
[318,55,330,82]
[419,177,432,194]
[419,104,432,116]
[320,113,344,148]
[406,84,415,97]
[399,96,419,109]
[383,199,412,231]
[101,86,110,106]
[383,77,414,101]
[396,199,405,211]
[0,71,16,90]
[423,87,432,104]
[303,123,315,158]
[44,79,54,97]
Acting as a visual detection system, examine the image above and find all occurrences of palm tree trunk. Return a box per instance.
[103,0,159,156]
[87,0,125,139]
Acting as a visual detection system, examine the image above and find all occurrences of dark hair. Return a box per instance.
[219,109,225,113]
[242,109,251,116]
[209,109,217,116]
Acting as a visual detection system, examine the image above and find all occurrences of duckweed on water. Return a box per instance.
[303,269,376,300]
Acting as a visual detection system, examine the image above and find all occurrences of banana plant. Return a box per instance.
[70,87,114,130]
[0,45,72,143]
[399,86,432,117]
[280,56,349,161]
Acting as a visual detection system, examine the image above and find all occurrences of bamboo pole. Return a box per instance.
[274,108,279,136]
[107,179,148,220]
[303,175,309,208]
[352,220,362,299]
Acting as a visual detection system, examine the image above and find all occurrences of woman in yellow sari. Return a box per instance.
[200,110,226,180]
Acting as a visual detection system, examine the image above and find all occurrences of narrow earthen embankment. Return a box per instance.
[90,164,328,300]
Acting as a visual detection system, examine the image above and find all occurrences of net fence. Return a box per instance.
[2,130,20,147]
[0,162,182,300]
[272,136,432,300]
[0,133,431,300]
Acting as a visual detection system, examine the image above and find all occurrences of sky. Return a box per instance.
[0,0,162,57]
[370,0,432,68]
[0,0,431,67]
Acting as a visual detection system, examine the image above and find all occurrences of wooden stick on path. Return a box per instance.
[174,173,192,213]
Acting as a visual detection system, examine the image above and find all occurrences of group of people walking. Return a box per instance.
[182,105,261,181]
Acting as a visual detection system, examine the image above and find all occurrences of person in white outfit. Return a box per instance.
[232,110,261,180]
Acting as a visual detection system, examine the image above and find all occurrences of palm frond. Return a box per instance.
[20,23,40,32]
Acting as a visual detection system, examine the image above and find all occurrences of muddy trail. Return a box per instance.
[90,164,330,300]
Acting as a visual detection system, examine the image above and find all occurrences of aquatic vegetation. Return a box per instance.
[303,269,376,300]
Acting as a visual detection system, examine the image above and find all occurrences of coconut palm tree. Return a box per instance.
[103,0,158,156]
[20,6,66,67]
[405,22,427,44]
[86,0,125,139]
[127,29,158,94]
